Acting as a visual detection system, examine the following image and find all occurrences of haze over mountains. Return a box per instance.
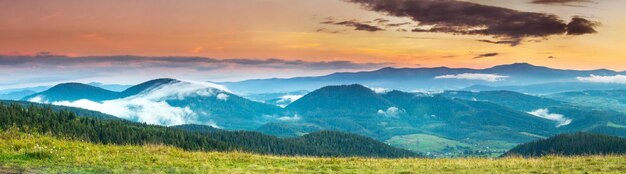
[221,63,626,94]
[4,63,626,100]
[15,62,626,157]
[13,61,626,156]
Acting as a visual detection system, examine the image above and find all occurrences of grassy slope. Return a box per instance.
[1,131,626,173]
[385,134,517,158]
[385,134,472,153]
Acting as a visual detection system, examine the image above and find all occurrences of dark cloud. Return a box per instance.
[0,54,392,70]
[316,28,342,34]
[477,39,522,46]
[373,18,390,24]
[344,0,598,45]
[386,22,411,27]
[474,53,499,59]
[327,20,385,32]
[403,36,438,40]
[530,0,593,6]
[567,17,599,35]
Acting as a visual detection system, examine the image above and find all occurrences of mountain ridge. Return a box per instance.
[221,63,625,93]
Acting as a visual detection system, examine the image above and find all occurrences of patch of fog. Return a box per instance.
[370,87,390,94]
[527,108,572,127]
[276,114,301,122]
[41,80,228,126]
[577,74,626,84]
[377,107,403,118]
[435,73,508,82]
[276,95,303,108]
[411,90,444,96]
[204,120,221,129]
[27,95,46,103]
[216,93,229,101]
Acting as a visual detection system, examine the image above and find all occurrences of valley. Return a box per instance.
[9,72,626,157]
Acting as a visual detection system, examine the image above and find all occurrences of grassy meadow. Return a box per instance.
[1,130,625,173]
[385,133,516,157]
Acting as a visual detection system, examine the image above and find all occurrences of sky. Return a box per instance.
[1,0,625,89]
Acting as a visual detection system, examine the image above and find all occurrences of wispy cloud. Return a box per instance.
[0,54,391,70]
[527,108,572,127]
[275,95,303,108]
[369,87,390,94]
[0,53,392,89]
[474,53,499,59]
[530,0,594,6]
[321,19,385,32]
[377,107,402,118]
[216,93,229,101]
[477,39,522,47]
[276,114,302,122]
[577,74,626,84]
[435,73,508,82]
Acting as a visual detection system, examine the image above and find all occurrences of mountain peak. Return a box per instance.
[25,82,118,102]
[286,84,395,117]
[48,83,112,93]
[52,82,95,88]
[486,62,552,72]
[120,78,179,96]
[491,62,538,69]
[318,84,371,92]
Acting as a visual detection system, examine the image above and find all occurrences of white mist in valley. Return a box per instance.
[527,108,572,127]
[32,80,229,127]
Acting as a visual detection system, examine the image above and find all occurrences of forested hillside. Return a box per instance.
[0,102,417,158]
[0,100,119,120]
[504,133,626,157]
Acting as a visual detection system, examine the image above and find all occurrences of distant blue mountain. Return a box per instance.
[87,82,132,92]
[0,90,36,100]
[0,83,130,97]
[23,83,121,102]
[23,78,179,102]
[222,63,623,93]
[21,79,626,157]
[22,78,282,130]
[0,86,49,94]
[465,82,626,94]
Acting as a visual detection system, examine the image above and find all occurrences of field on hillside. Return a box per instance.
[384,133,516,157]
[1,130,625,173]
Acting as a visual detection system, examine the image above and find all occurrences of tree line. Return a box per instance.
[504,132,626,157]
[0,102,418,158]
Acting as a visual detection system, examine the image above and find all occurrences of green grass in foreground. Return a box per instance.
[1,130,625,173]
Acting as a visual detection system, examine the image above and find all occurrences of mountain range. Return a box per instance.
[0,82,132,100]
[22,78,282,130]
[0,101,417,158]
[221,63,625,94]
[9,62,626,157]
[16,77,626,157]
